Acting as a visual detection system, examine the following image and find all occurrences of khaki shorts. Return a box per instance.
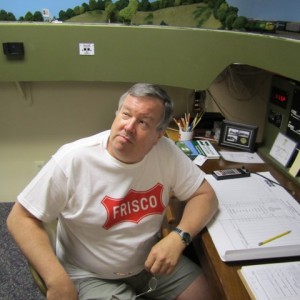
[73,255,202,300]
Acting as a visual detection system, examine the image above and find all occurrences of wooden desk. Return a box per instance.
[191,153,300,300]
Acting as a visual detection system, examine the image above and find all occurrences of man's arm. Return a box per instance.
[173,179,218,238]
[145,179,218,275]
[6,202,78,300]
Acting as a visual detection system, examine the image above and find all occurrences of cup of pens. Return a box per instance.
[179,129,193,141]
[174,112,203,142]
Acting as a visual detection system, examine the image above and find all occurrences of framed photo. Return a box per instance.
[219,120,258,152]
[270,132,297,167]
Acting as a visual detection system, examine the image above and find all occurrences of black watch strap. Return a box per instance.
[173,227,191,246]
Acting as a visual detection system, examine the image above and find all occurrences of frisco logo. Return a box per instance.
[102,183,165,229]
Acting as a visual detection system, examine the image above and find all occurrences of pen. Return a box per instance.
[258,230,291,246]
[173,111,205,132]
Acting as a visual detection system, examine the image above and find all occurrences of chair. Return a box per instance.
[29,203,177,296]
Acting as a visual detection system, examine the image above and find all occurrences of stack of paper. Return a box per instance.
[238,261,300,300]
[205,172,300,261]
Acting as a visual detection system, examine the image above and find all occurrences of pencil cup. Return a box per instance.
[179,130,194,141]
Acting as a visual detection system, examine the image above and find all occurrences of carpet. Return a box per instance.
[0,202,44,300]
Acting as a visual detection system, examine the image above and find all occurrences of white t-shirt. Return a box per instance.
[18,131,205,279]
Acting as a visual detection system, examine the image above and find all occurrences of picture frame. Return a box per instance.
[270,132,297,167]
[219,120,258,152]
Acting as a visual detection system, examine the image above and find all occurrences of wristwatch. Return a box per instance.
[172,227,191,246]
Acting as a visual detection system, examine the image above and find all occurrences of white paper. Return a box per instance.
[269,132,297,166]
[193,155,207,166]
[219,151,264,163]
[240,261,300,300]
[205,172,300,261]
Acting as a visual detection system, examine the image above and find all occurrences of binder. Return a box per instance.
[205,172,300,261]
[176,140,220,159]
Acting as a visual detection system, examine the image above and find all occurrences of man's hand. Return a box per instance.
[46,276,78,300]
[145,179,218,276]
[144,232,185,275]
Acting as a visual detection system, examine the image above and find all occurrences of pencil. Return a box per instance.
[173,118,181,130]
[258,230,291,246]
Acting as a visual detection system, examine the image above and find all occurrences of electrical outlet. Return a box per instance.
[79,43,95,55]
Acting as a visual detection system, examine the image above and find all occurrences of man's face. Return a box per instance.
[107,94,165,163]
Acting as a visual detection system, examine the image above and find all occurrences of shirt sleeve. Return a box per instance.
[17,156,69,223]
[162,137,205,201]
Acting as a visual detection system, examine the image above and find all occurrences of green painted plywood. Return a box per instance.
[0,23,299,89]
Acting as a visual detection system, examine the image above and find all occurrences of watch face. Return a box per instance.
[173,228,191,245]
[182,232,191,245]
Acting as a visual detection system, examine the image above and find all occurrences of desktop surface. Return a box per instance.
[184,149,300,300]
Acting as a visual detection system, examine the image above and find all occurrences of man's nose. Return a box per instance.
[124,118,136,133]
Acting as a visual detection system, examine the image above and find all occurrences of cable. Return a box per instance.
[252,172,295,195]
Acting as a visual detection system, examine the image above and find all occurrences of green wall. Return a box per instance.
[1,23,300,89]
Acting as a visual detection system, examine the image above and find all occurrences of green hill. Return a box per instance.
[132,3,220,28]
[66,4,222,29]
[66,10,107,23]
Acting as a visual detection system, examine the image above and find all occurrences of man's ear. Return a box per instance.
[157,130,165,140]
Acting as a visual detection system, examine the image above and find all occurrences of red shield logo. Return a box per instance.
[102,183,165,229]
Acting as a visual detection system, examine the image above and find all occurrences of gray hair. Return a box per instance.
[118,83,174,131]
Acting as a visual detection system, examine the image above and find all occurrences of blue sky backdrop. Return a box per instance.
[227,0,300,22]
[0,0,83,18]
[0,0,299,21]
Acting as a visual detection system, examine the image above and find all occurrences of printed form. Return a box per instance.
[205,172,300,261]
[238,261,300,300]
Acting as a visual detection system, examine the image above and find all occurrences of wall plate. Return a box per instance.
[79,43,95,55]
